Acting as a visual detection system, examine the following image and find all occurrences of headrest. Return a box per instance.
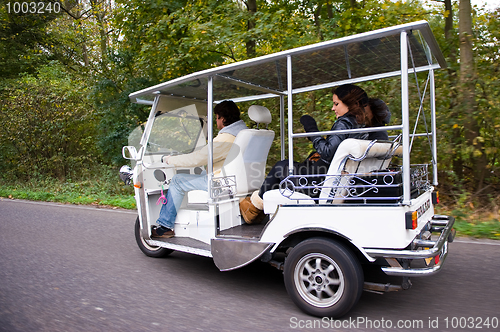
[334,139,400,164]
[248,105,272,124]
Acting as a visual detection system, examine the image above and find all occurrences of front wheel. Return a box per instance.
[134,217,173,258]
[283,237,363,318]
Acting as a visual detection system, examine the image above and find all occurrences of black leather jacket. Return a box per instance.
[311,113,364,164]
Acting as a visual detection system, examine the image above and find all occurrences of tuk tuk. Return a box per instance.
[120,20,455,317]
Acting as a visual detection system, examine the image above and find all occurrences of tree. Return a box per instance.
[458,0,487,191]
[0,1,58,78]
[245,0,257,57]
[54,0,115,72]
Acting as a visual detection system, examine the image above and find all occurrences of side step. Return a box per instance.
[148,237,212,257]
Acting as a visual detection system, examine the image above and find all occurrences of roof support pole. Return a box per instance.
[280,95,286,160]
[430,69,438,186]
[287,55,294,174]
[207,76,214,196]
[401,31,411,205]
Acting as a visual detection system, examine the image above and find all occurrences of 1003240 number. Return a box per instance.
[6,2,61,14]
[443,317,498,329]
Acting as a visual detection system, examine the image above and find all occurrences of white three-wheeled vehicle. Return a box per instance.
[120,21,455,317]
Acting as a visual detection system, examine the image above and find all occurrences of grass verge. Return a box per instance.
[0,175,136,210]
[436,205,500,240]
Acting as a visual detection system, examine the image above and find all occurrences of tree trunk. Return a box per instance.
[326,2,333,19]
[314,2,324,40]
[444,0,453,41]
[246,0,257,58]
[91,0,108,60]
[458,0,487,191]
[443,0,462,178]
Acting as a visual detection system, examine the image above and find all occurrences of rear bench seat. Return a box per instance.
[263,138,402,214]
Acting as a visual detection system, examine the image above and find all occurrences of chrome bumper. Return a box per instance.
[365,215,455,277]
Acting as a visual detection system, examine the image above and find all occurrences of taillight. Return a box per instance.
[405,211,418,229]
[434,255,440,265]
[432,191,439,204]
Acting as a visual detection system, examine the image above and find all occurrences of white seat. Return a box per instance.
[220,105,275,195]
[187,189,210,205]
[188,105,274,204]
[263,138,401,213]
[263,190,312,214]
[319,139,401,203]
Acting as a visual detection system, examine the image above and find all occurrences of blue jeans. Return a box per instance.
[156,172,208,229]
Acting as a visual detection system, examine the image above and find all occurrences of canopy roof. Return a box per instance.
[129,20,445,104]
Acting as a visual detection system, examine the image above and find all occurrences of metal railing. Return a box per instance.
[277,164,430,204]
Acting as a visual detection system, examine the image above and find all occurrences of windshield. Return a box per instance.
[146,104,206,155]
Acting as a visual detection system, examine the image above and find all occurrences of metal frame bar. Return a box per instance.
[290,64,440,96]
[287,55,294,175]
[280,95,286,160]
[276,60,287,161]
[139,95,160,147]
[207,76,214,201]
[401,31,411,205]
[409,74,430,152]
[215,74,286,96]
[292,124,403,139]
[223,64,441,105]
[389,133,434,139]
[135,99,155,105]
[430,69,438,186]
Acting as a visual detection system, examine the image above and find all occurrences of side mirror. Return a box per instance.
[122,146,138,160]
[119,165,134,185]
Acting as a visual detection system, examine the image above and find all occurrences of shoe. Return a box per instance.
[240,191,265,224]
[151,226,175,238]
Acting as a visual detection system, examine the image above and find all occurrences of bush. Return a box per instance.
[0,62,98,181]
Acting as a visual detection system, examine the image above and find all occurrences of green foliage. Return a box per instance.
[0,0,59,78]
[0,62,96,180]
[90,73,152,165]
[426,3,500,192]
[113,0,228,80]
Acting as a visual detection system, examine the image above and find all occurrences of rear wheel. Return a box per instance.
[283,237,363,318]
[134,217,173,258]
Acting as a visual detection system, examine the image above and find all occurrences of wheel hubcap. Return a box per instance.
[294,253,344,308]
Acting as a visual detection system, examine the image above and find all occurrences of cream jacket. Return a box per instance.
[167,132,236,176]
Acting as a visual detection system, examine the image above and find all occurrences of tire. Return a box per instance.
[283,237,363,318]
[134,217,173,258]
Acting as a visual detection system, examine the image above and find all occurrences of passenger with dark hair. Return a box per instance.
[213,101,242,127]
[365,98,391,141]
[153,100,248,238]
[240,84,370,224]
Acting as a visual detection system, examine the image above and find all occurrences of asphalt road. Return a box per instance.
[1,198,499,332]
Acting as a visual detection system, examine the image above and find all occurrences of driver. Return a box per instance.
[152,100,248,238]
